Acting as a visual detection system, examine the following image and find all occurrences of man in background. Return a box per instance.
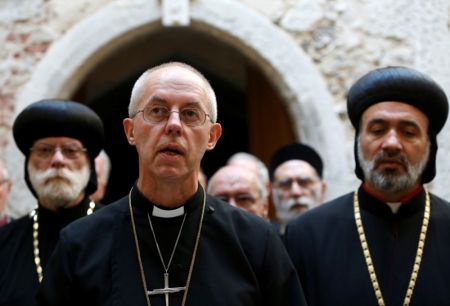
[90,150,111,202]
[0,99,104,306]
[270,143,326,233]
[208,165,268,219]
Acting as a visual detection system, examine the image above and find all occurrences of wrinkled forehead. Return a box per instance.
[140,66,208,109]
[274,160,319,181]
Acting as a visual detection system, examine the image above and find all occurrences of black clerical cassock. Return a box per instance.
[37,183,306,306]
[0,197,102,306]
[284,186,450,305]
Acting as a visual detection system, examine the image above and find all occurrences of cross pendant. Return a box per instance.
[147,273,186,306]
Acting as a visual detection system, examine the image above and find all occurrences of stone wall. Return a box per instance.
[1,0,450,217]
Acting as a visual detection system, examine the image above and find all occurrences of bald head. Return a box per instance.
[129,62,218,123]
[208,165,268,218]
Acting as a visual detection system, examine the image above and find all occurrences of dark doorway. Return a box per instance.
[73,27,296,219]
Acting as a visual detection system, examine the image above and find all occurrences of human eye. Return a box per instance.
[36,144,55,155]
[182,109,200,119]
[149,106,166,115]
[62,145,81,158]
[236,194,255,207]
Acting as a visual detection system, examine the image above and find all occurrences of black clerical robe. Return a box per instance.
[0,196,103,306]
[284,185,450,306]
[37,184,306,306]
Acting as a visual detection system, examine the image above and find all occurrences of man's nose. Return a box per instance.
[165,111,183,136]
[290,181,308,197]
[382,130,402,152]
[50,149,65,167]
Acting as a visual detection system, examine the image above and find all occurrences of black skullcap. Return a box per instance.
[347,66,449,184]
[270,143,323,179]
[13,99,105,197]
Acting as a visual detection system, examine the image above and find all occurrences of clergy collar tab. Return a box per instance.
[152,205,185,218]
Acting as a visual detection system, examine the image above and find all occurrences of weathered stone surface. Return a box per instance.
[280,0,324,33]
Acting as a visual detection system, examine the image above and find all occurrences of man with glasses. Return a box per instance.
[207,165,268,219]
[0,100,104,306]
[0,160,12,226]
[270,142,326,234]
[37,62,306,306]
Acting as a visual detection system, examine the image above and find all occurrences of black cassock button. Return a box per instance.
[208,206,215,214]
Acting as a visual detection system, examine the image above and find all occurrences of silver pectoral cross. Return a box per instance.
[147,273,186,306]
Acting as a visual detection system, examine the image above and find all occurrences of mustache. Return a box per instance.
[32,167,78,183]
[372,151,410,169]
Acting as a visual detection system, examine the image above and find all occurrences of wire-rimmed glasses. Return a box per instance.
[131,106,212,126]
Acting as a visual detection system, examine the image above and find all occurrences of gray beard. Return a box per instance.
[28,163,90,208]
[357,137,430,194]
[272,189,321,224]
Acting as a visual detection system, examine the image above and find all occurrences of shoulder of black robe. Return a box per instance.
[37,193,306,306]
[0,198,103,306]
[284,187,450,306]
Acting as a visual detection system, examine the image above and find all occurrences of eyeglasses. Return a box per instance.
[131,106,213,126]
[274,177,319,191]
[215,194,260,209]
[30,143,87,159]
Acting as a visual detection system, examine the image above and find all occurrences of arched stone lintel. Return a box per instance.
[8,0,349,216]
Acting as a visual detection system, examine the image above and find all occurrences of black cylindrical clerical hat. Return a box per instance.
[13,99,105,197]
[347,66,449,184]
[270,143,323,179]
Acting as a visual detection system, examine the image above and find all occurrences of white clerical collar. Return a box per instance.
[152,205,185,218]
[386,202,402,214]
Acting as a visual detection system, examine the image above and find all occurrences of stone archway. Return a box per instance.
[8,0,349,216]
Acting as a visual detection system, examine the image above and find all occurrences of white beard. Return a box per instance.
[28,163,90,208]
[272,191,321,224]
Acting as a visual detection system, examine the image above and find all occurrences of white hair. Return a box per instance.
[128,62,218,123]
[227,152,270,185]
[96,150,111,184]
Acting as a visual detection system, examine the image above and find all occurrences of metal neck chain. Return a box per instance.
[128,187,206,306]
[30,200,96,283]
[147,212,187,273]
[354,188,430,306]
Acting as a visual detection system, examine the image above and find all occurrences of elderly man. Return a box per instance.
[227,152,271,194]
[270,143,326,233]
[90,150,112,202]
[0,100,104,306]
[0,160,12,226]
[284,66,450,305]
[37,62,306,306]
[207,165,269,219]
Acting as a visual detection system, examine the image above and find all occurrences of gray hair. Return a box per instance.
[128,62,218,123]
[97,150,111,184]
[227,152,270,185]
[208,164,268,204]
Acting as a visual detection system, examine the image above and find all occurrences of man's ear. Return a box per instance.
[123,118,136,146]
[206,123,222,151]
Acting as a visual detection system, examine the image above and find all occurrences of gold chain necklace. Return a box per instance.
[354,188,430,306]
[128,186,206,306]
[29,200,96,283]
